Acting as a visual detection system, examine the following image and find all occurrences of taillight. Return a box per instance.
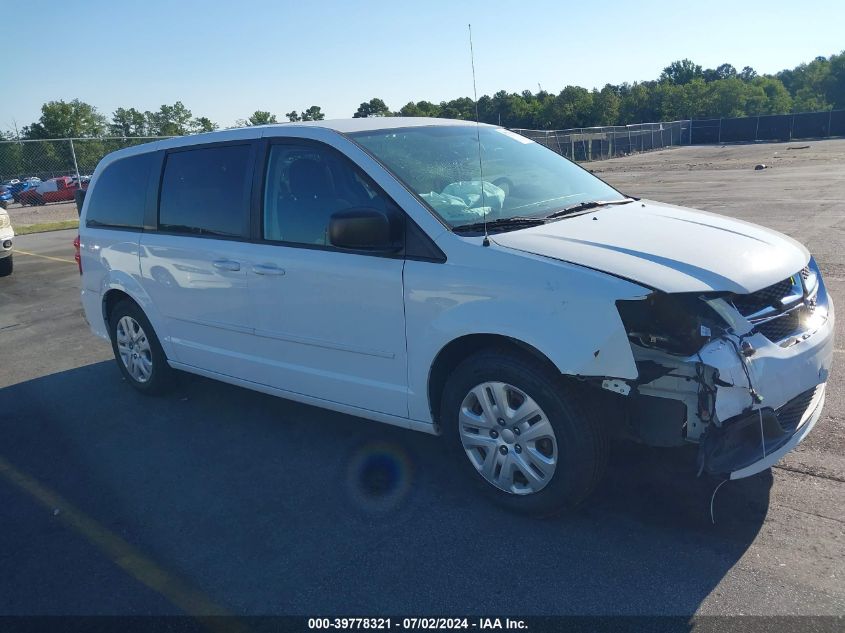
[73,234,82,274]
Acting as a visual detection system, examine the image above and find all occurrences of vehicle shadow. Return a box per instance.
[0,361,770,618]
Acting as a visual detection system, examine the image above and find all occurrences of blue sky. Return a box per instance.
[5,0,844,130]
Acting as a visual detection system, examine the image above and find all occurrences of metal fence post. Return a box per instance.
[718,118,722,144]
[69,139,81,182]
[755,115,760,142]
[828,109,833,137]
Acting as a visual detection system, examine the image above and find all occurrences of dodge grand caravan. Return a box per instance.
[78,118,834,514]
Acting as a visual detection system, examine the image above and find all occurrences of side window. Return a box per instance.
[86,152,153,229]
[159,144,251,237]
[263,144,390,245]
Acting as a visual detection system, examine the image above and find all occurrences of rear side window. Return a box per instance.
[159,144,252,237]
[86,152,153,229]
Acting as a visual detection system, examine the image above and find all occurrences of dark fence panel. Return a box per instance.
[690,119,721,144]
[832,110,845,136]
[755,115,791,141]
[692,110,844,145]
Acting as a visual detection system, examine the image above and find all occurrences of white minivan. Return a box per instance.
[78,118,834,514]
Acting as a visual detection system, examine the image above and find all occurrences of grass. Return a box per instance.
[14,220,79,235]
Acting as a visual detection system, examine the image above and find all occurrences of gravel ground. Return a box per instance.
[5,200,78,227]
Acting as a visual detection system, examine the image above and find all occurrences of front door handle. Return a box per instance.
[212,259,241,272]
[252,264,286,276]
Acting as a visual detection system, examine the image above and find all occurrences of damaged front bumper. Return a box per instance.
[614,261,835,480]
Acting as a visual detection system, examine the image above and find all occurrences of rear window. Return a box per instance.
[86,152,153,229]
[159,144,252,237]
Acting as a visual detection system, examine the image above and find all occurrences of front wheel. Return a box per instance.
[108,299,174,395]
[440,349,607,515]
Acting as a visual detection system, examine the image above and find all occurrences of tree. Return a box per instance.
[740,66,758,81]
[823,51,845,109]
[660,59,702,85]
[286,111,302,122]
[590,85,620,126]
[248,110,278,125]
[110,107,148,137]
[301,105,325,121]
[353,98,391,118]
[191,117,218,133]
[398,101,441,117]
[145,102,194,136]
[24,99,106,139]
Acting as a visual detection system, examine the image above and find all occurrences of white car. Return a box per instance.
[77,118,834,514]
[0,208,13,276]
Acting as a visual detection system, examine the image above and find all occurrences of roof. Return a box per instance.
[93,117,497,173]
[255,117,497,134]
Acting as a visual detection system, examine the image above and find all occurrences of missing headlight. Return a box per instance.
[616,292,729,356]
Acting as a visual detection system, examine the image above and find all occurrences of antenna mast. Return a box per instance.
[468,24,489,246]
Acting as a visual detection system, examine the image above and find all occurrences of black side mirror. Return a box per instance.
[329,207,399,252]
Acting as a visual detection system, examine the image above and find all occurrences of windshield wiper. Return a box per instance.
[452,216,547,234]
[544,198,635,219]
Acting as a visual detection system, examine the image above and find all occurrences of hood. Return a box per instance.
[492,200,809,294]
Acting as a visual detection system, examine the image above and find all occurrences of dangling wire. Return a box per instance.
[710,479,729,525]
[468,24,489,246]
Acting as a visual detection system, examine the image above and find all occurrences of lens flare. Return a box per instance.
[345,442,413,514]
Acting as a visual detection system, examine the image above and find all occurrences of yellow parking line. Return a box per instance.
[0,455,249,633]
[15,249,76,265]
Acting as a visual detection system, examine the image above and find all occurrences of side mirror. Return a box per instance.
[329,207,399,252]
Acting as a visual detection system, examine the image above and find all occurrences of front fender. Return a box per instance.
[404,241,648,423]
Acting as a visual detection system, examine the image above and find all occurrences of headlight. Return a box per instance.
[616,292,728,356]
[803,256,820,297]
[0,214,10,229]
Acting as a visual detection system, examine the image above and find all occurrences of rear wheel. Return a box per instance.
[108,299,174,395]
[0,254,12,276]
[440,349,607,515]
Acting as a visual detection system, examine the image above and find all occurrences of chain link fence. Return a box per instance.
[0,136,171,182]
[0,137,169,207]
[512,121,691,162]
[513,109,845,162]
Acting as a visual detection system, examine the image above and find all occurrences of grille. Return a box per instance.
[733,277,794,316]
[756,310,801,343]
[776,385,823,434]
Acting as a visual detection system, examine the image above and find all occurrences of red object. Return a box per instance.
[18,177,88,205]
[73,234,82,274]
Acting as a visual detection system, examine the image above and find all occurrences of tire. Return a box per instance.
[0,254,12,277]
[108,299,175,395]
[440,348,607,516]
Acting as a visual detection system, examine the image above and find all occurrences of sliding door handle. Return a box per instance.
[252,264,286,276]
[212,259,241,271]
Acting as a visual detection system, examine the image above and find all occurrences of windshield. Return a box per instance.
[348,125,626,228]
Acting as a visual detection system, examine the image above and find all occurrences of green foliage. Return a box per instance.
[24,99,106,139]
[391,50,844,128]
[353,98,391,118]
[661,59,703,85]
[301,106,325,121]
[145,101,194,136]
[248,111,278,125]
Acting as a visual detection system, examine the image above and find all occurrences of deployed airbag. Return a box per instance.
[421,180,505,222]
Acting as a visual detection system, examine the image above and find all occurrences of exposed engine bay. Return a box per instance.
[607,257,833,479]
